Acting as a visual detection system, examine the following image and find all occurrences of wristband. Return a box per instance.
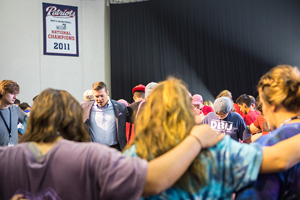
[189,135,203,148]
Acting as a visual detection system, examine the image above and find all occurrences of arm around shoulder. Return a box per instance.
[142,125,224,196]
[260,133,300,173]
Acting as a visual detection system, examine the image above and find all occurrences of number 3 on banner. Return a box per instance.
[54,42,70,50]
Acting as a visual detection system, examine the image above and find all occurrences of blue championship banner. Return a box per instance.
[43,3,79,56]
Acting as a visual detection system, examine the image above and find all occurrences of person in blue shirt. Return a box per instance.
[236,64,300,200]
[201,96,252,143]
[124,77,300,200]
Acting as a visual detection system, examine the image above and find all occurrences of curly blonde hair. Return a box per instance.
[258,65,300,111]
[125,78,210,193]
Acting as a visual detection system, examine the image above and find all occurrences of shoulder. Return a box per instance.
[123,145,138,157]
[230,112,244,122]
[81,101,94,110]
[243,114,251,122]
[206,112,216,118]
[257,123,300,146]
[202,112,215,123]
[207,135,262,179]
[10,105,21,112]
[111,99,126,110]
[128,101,141,110]
[248,111,258,117]
[0,142,31,160]
[257,114,264,120]
[230,112,242,118]
[56,139,118,159]
[203,105,213,112]
[10,105,26,119]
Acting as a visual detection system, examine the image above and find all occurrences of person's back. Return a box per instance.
[124,79,263,200]
[0,139,147,200]
[236,123,300,200]
[124,135,262,200]
[236,64,300,200]
[244,110,259,125]
[0,88,150,200]
[202,105,214,115]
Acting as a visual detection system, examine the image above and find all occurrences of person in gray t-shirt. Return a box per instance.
[0,80,26,146]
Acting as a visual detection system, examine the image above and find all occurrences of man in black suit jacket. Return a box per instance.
[81,81,131,151]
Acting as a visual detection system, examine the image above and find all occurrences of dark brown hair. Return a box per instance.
[19,102,30,111]
[255,96,262,113]
[236,94,252,107]
[0,80,19,99]
[20,88,90,143]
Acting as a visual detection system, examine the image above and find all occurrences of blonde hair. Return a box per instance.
[216,90,231,99]
[258,65,300,111]
[216,90,235,112]
[125,78,210,193]
[203,100,213,107]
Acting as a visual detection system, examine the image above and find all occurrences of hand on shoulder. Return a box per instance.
[190,124,224,148]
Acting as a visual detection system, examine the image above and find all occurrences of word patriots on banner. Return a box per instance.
[46,6,76,18]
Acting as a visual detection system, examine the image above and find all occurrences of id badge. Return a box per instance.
[8,142,14,147]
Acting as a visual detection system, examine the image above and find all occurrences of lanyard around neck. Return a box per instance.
[0,107,12,138]
[278,115,300,128]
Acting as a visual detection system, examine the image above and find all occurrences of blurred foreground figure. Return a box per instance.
[124,77,300,200]
[0,88,223,200]
[236,65,300,200]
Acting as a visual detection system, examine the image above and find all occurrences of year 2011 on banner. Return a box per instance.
[54,43,70,50]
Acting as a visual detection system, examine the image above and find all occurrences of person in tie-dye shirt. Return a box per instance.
[124,77,300,200]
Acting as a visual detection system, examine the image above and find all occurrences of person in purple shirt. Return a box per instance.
[0,88,223,200]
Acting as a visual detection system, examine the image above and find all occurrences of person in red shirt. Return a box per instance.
[249,96,270,136]
[236,94,259,126]
[233,103,245,118]
[249,95,260,116]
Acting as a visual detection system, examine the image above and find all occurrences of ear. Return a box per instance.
[106,90,109,96]
[271,104,277,112]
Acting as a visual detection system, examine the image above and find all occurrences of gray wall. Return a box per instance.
[0,0,111,105]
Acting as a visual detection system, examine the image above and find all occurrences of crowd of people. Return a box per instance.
[0,64,300,199]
